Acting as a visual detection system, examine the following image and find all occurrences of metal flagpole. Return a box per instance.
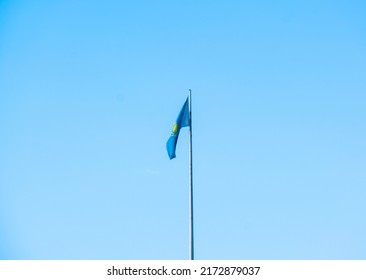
[188,89,194,260]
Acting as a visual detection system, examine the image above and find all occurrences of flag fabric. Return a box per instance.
[166,97,190,159]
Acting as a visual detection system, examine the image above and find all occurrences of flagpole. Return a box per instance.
[188,89,194,260]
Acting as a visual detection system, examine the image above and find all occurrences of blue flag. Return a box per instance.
[166,97,190,159]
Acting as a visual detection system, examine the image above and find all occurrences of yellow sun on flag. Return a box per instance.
[171,123,179,136]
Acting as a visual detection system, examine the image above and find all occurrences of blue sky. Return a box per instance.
[0,0,365,259]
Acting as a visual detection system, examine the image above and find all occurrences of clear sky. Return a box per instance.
[0,0,365,260]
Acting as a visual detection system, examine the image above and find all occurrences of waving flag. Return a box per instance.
[166,97,190,159]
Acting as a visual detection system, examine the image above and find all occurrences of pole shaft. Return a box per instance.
[188,89,194,260]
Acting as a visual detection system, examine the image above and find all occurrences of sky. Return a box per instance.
[0,0,365,260]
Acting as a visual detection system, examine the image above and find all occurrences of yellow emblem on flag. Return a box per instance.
[171,123,179,136]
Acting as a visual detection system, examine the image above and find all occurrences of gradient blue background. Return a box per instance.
[0,0,365,259]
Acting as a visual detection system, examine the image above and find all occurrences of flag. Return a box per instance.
[166,97,190,159]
